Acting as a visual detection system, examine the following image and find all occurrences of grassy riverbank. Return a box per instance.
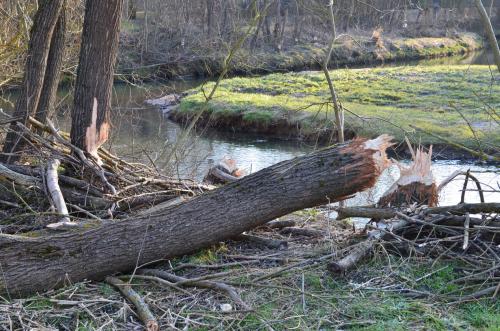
[173,64,499,152]
[119,32,483,79]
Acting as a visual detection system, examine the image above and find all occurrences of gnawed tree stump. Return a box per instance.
[0,135,393,297]
[203,157,246,185]
[330,144,438,273]
[379,145,437,208]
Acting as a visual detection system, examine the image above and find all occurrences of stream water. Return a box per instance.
[0,50,498,210]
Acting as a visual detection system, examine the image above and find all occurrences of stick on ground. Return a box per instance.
[106,276,159,331]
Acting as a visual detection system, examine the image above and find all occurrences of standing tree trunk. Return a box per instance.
[322,0,344,143]
[34,6,67,127]
[70,0,123,158]
[128,0,137,19]
[1,0,64,163]
[474,0,500,73]
[206,0,214,36]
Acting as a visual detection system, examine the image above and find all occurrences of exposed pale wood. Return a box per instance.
[0,136,393,297]
[379,145,437,207]
[45,159,76,230]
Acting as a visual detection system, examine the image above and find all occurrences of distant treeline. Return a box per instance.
[0,0,497,86]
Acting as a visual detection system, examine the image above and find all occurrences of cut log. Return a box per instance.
[0,135,393,297]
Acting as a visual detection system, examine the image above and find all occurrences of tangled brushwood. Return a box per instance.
[0,114,211,234]
[332,146,500,302]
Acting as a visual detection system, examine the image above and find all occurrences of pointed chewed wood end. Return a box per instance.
[84,97,110,165]
[337,135,394,198]
[379,143,438,208]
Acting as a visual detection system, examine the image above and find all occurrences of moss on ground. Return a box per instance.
[177,64,499,149]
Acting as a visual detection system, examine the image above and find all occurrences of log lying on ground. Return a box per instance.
[0,135,393,297]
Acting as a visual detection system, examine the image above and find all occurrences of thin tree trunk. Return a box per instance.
[70,0,123,157]
[322,0,344,143]
[1,0,64,163]
[0,136,393,297]
[474,0,500,72]
[34,6,66,127]
[206,0,214,36]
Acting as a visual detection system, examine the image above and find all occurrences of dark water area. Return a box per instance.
[0,49,498,208]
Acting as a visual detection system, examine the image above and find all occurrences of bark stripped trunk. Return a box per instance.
[70,0,123,157]
[0,136,393,297]
[34,7,67,127]
[1,0,64,163]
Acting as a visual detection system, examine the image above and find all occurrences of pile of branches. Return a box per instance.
[0,115,210,234]
[332,188,500,301]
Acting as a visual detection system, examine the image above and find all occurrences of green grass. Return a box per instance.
[232,258,500,330]
[6,255,500,330]
[178,65,499,148]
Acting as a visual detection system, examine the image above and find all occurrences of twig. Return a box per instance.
[105,276,159,331]
[138,269,252,311]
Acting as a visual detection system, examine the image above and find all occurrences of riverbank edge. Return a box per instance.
[168,110,496,162]
[119,32,484,81]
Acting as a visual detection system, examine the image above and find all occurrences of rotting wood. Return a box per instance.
[0,135,394,297]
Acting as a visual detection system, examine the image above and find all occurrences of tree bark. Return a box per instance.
[0,136,392,297]
[70,0,123,156]
[34,6,67,127]
[1,0,64,163]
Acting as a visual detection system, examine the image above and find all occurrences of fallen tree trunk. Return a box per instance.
[0,135,392,297]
